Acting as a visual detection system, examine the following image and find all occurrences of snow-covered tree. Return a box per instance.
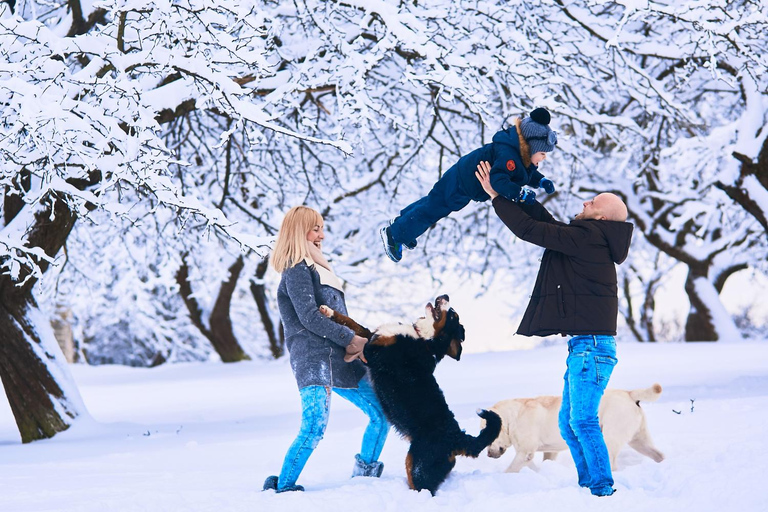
[3,0,768,442]
[556,0,768,340]
[0,0,323,440]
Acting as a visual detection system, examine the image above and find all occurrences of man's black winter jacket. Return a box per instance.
[492,197,633,337]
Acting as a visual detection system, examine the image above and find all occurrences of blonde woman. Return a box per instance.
[263,206,389,493]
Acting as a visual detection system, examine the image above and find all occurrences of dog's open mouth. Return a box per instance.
[425,302,439,322]
[426,295,450,321]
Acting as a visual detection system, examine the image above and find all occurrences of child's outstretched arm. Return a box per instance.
[527,168,546,188]
[527,169,556,195]
[478,162,557,224]
[484,159,536,203]
[488,155,525,201]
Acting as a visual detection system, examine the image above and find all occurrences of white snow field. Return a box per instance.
[1,341,767,512]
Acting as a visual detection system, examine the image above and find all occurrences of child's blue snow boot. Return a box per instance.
[380,226,402,262]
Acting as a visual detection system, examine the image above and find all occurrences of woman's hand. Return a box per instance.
[343,335,368,364]
[475,161,499,199]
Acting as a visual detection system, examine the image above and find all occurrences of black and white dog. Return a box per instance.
[320,295,501,495]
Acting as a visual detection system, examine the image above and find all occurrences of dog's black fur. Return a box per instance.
[321,295,501,495]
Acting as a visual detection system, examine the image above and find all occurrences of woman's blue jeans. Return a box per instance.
[277,377,389,490]
[558,335,618,496]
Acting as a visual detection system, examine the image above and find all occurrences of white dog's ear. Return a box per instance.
[490,408,509,439]
[499,411,512,441]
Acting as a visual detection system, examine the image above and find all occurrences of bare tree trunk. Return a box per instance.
[208,256,250,362]
[620,275,644,342]
[250,256,284,359]
[640,278,658,342]
[0,195,87,442]
[177,255,250,362]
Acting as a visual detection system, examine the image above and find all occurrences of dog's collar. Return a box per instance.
[413,323,421,338]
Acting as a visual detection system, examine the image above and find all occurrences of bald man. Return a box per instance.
[476,162,633,497]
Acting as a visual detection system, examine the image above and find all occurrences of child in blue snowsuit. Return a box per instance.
[380,108,558,262]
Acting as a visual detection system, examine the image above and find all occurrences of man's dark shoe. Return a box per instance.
[380,226,402,262]
[591,486,616,497]
[276,484,305,493]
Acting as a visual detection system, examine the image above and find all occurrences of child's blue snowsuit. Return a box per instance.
[389,125,546,246]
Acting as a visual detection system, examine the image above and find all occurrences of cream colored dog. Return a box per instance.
[485,384,665,472]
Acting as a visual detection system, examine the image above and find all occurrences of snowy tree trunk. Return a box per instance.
[177,256,250,362]
[717,139,768,236]
[621,265,662,342]
[4,168,29,224]
[0,197,88,442]
[620,275,645,342]
[208,256,250,362]
[683,271,743,343]
[250,256,284,359]
[639,277,659,342]
[683,267,718,342]
[51,307,77,363]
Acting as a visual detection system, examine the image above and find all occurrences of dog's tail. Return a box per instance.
[629,383,663,403]
[457,409,502,458]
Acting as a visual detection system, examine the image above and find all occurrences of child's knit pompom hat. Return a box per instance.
[520,108,558,154]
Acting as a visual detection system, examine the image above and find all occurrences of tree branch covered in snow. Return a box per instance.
[2,0,767,369]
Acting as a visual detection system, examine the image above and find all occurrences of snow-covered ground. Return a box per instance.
[1,341,767,512]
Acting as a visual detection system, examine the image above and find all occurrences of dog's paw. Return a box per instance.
[319,305,334,318]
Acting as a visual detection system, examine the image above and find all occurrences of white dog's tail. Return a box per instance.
[629,383,663,403]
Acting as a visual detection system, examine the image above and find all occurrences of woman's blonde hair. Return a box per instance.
[271,206,324,273]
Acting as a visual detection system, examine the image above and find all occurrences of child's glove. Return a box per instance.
[517,188,536,204]
[539,177,556,194]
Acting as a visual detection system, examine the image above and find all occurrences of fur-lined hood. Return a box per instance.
[514,118,533,168]
[491,119,533,168]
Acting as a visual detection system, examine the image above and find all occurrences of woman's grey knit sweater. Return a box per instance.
[277,261,366,389]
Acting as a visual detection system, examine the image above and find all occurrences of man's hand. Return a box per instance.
[539,177,556,194]
[518,188,536,204]
[475,161,499,199]
[343,335,368,363]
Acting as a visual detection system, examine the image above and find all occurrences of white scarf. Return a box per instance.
[304,257,344,292]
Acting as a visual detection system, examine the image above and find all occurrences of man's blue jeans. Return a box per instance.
[278,377,389,490]
[558,335,618,496]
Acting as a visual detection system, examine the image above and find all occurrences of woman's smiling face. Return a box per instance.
[306,222,325,248]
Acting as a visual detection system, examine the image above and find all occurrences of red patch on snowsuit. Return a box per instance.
[506,160,515,171]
